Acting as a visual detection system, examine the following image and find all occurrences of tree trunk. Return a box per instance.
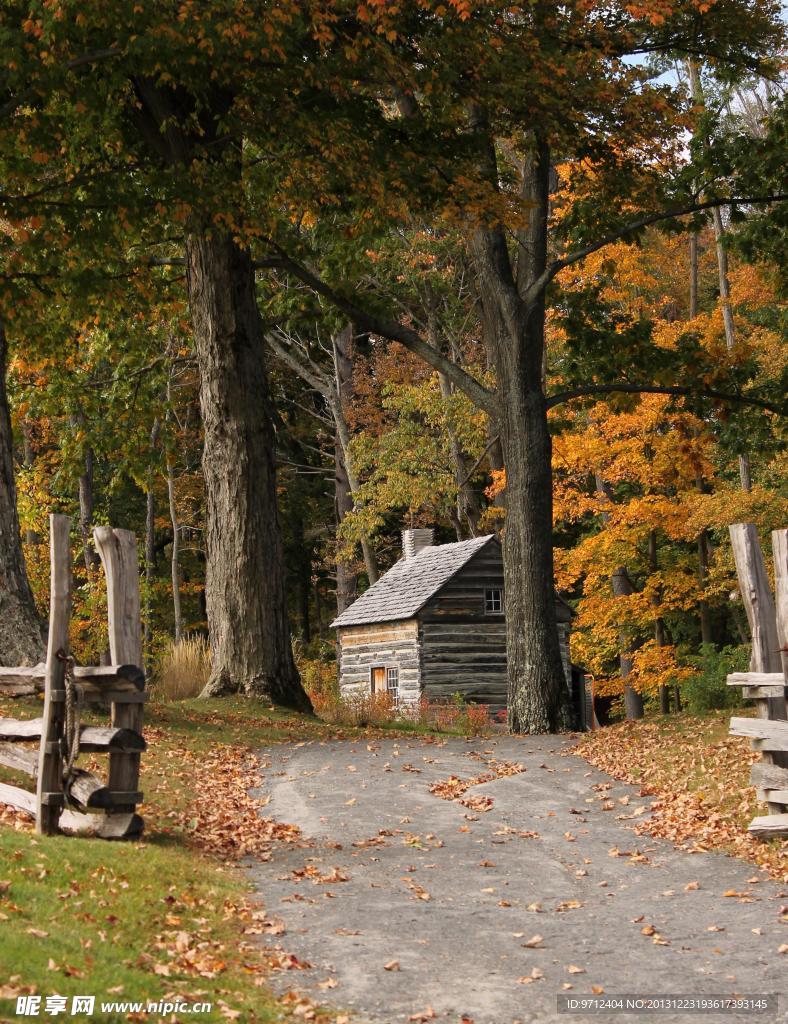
[0,321,44,665]
[611,567,645,720]
[333,324,361,614]
[437,369,482,537]
[499,384,571,732]
[78,447,96,572]
[648,530,671,715]
[689,231,699,318]
[697,533,715,645]
[334,432,357,615]
[471,129,570,732]
[185,233,311,711]
[21,426,41,546]
[331,328,378,588]
[144,416,160,668]
[688,61,751,493]
[166,457,182,645]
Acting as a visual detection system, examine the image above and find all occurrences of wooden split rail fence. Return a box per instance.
[726,523,788,839]
[0,515,146,839]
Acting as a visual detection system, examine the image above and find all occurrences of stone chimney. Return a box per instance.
[402,528,434,560]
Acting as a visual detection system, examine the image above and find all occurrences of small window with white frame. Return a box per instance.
[485,587,503,614]
[386,666,400,704]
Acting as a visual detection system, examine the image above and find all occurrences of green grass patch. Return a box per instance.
[0,696,355,1023]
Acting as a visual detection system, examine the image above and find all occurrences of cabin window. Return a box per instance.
[386,667,400,704]
[484,587,503,613]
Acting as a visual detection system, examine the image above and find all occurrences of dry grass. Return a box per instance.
[153,634,211,700]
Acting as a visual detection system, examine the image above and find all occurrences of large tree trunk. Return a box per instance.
[186,233,311,711]
[499,379,571,732]
[472,129,570,733]
[611,567,645,720]
[0,322,44,665]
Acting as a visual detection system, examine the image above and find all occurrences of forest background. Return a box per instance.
[0,0,786,729]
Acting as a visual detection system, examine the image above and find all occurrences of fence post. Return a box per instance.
[36,514,71,835]
[729,523,782,719]
[773,529,788,700]
[93,527,144,817]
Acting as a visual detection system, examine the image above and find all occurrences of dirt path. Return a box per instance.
[249,735,787,1024]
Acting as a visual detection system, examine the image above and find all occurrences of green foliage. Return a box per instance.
[681,643,750,713]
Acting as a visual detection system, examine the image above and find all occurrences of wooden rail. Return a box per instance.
[727,524,788,839]
[0,515,146,839]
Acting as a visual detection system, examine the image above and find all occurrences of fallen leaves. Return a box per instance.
[521,934,543,948]
[574,716,787,882]
[516,967,544,984]
[145,742,301,861]
[428,759,523,813]
[402,879,431,901]
[384,959,401,971]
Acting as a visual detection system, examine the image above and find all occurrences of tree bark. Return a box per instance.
[144,416,160,667]
[648,529,671,715]
[0,321,44,665]
[78,446,96,572]
[185,234,311,710]
[21,426,41,546]
[470,126,571,732]
[333,324,362,613]
[166,456,182,645]
[611,567,645,720]
[130,77,310,711]
[688,61,751,493]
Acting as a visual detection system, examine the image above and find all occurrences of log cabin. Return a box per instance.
[331,529,572,712]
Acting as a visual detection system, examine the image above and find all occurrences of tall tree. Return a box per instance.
[0,321,43,665]
[274,0,784,730]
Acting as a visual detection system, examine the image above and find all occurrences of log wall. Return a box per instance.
[336,540,572,711]
[337,620,421,706]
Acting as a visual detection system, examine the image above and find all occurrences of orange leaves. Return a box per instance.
[575,715,788,882]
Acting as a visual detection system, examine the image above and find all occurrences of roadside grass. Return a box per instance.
[574,710,788,882]
[0,695,363,1024]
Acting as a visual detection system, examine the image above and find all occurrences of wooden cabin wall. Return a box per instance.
[337,621,420,705]
[419,543,571,706]
[419,619,508,708]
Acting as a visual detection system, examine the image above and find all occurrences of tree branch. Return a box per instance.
[0,47,123,120]
[523,194,788,305]
[545,382,786,415]
[268,248,498,417]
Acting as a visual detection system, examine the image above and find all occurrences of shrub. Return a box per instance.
[317,690,398,727]
[681,643,750,713]
[153,634,211,700]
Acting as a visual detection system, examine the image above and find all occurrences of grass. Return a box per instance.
[151,637,212,702]
[0,694,359,1024]
[574,710,788,881]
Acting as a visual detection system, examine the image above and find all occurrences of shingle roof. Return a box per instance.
[331,535,496,628]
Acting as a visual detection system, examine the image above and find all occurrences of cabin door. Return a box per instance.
[371,667,387,695]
